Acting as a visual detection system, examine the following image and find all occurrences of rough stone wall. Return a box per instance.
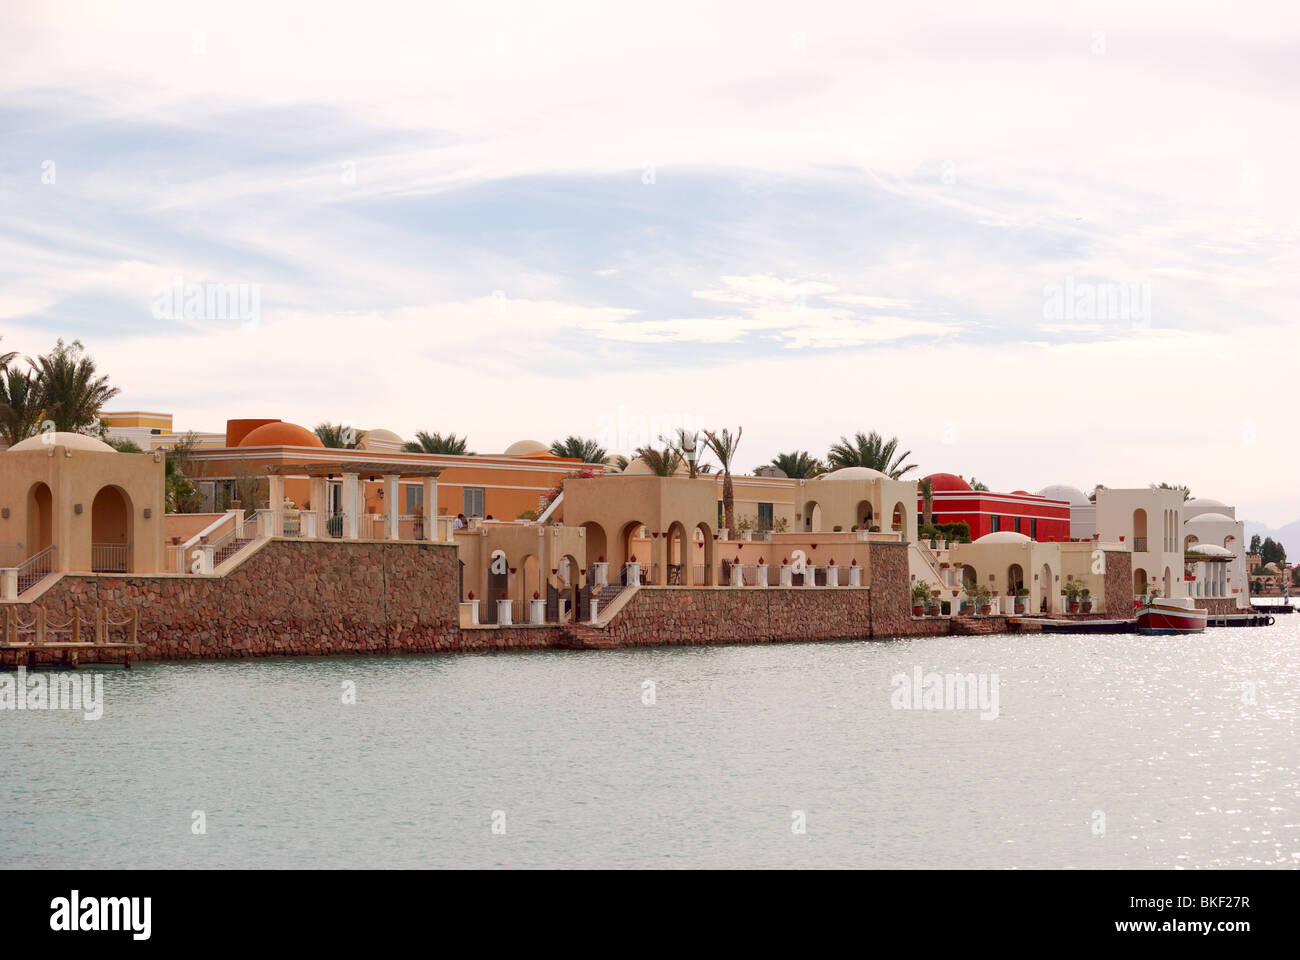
[23,539,461,660]
[866,541,914,637]
[583,586,875,647]
[1103,550,1132,619]
[1195,598,1240,615]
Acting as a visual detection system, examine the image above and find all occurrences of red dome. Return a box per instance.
[923,472,972,493]
[238,421,325,448]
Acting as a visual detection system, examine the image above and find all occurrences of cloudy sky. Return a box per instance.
[1,0,1297,524]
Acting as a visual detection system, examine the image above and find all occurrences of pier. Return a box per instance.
[0,606,144,668]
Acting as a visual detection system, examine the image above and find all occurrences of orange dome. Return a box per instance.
[238,421,325,448]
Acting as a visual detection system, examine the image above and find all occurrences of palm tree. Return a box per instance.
[703,427,742,532]
[549,436,608,463]
[403,431,472,455]
[0,368,43,446]
[0,335,15,372]
[314,422,359,448]
[29,339,120,434]
[770,450,824,479]
[1150,482,1190,500]
[662,428,708,478]
[919,477,934,526]
[633,445,681,476]
[826,431,915,478]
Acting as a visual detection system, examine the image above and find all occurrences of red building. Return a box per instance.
[917,473,1071,542]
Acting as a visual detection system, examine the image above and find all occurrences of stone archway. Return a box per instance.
[1133,508,1147,550]
[855,499,874,531]
[1039,562,1054,614]
[1007,563,1024,594]
[891,501,909,536]
[26,482,53,558]
[91,485,133,573]
[803,500,822,533]
[619,520,649,582]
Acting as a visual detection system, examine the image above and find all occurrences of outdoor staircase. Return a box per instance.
[213,535,257,567]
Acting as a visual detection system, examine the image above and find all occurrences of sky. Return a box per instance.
[1,0,1298,526]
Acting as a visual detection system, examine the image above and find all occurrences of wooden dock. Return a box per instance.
[1009,617,1136,634]
[0,605,144,668]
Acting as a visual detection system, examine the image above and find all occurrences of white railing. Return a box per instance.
[91,542,131,573]
[17,545,56,594]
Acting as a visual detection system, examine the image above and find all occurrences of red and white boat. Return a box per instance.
[1136,597,1207,635]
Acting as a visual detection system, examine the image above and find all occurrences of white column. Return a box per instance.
[342,473,359,539]
[1,568,17,600]
[384,475,400,539]
[309,477,328,538]
[421,476,439,540]
[268,474,285,537]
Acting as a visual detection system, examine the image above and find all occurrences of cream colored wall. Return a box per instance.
[793,475,918,540]
[455,522,587,604]
[1096,488,1187,597]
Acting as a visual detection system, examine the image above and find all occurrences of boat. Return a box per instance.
[1136,597,1207,635]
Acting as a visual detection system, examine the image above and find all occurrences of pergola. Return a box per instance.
[266,462,444,541]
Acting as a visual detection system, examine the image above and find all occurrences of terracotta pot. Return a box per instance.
[913,604,924,615]
[1068,601,1079,613]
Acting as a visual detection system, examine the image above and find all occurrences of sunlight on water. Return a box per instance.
[2,617,1297,868]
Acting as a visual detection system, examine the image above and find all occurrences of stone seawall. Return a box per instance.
[7,537,1145,664]
[1102,550,1132,619]
[23,538,461,660]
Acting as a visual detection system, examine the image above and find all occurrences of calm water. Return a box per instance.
[2,618,1298,869]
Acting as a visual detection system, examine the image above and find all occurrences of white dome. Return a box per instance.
[505,439,549,456]
[358,428,403,451]
[1187,543,1233,557]
[8,432,117,453]
[1187,497,1227,507]
[973,531,1032,545]
[1187,512,1234,524]
[815,466,889,482]
[1036,484,1089,505]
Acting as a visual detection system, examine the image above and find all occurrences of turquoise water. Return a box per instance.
[2,619,1297,869]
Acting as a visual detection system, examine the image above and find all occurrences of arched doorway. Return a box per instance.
[1039,562,1053,613]
[485,548,509,623]
[891,501,907,534]
[515,554,540,616]
[1163,566,1172,597]
[581,521,607,568]
[1132,509,1147,551]
[666,521,688,585]
[696,522,715,586]
[803,500,822,533]
[1007,563,1024,594]
[1133,567,1148,596]
[855,499,874,531]
[619,521,648,583]
[91,485,132,573]
[26,482,53,558]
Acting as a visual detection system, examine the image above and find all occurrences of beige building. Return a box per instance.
[0,433,167,593]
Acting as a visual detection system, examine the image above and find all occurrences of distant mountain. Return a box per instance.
[1244,519,1300,561]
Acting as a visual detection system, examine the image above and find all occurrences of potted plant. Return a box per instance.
[969,584,993,615]
[925,592,942,617]
[735,514,754,541]
[911,582,930,615]
[1014,587,1030,614]
[1063,581,1081,613]
[1080,587,1092,613]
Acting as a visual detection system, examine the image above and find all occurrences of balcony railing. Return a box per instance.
[91,542,131,573]
[1133,537,1148,552]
